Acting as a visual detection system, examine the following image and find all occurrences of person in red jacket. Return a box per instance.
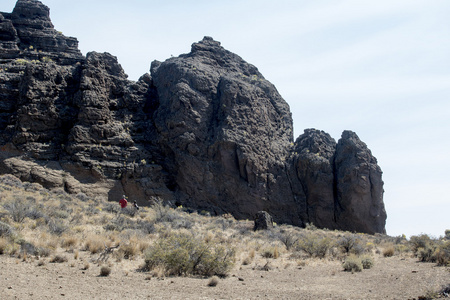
[119,195,128,209]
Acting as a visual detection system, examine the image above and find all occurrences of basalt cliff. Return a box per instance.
[0,0,386,234]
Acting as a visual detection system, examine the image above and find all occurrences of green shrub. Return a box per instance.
[296,232,332,258]
[445,229,450,240]
[432,241,450,266]
[361,255,374,269]
[343,255,362,272]
[338,234,364,255]
[409,234,433,253]
[418,245,436,262]
[143,232,234,277]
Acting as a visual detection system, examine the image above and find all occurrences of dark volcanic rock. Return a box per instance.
[293,129,337,230]
[334,131,386,234]
[151,36,294,218]
[254,211,274,231]
[0,1,387,234]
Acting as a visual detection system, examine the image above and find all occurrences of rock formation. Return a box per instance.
[0,0,386,234]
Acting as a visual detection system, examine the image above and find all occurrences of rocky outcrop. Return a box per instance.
[1,0,82,62]
[150,37,294,218]
[0,0,386,234]
[254,211,274,231]
[334,131,386,234]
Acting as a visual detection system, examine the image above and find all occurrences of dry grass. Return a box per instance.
[0,237,9,254]
[84,235,107,254]
[0,172,448,290]
[383,246,395,257]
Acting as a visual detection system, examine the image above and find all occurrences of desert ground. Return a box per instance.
[1,249,449,299]
[0,174,449,299]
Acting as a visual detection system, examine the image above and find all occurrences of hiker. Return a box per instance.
[119,195,128,209]
[133,200,140,210]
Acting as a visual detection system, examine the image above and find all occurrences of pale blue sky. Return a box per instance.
[2,0,450,238]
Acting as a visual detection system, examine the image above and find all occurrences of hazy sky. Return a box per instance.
[2,0,449,238]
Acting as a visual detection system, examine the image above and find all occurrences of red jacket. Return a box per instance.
[119,198,128,208]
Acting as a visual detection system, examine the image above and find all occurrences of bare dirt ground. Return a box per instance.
[2,250,448,300]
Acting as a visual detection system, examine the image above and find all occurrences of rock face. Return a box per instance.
[0,1,386,234]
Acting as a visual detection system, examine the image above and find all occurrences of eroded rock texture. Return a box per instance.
[0,0,386,233]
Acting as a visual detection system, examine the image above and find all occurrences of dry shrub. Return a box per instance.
[0,221,15,238]
[394,244,410,254]
[119,242,139,259]
[3,197,31,223]
[61,235,78,249]
[85,235,106,254]
[83,262,90,270]
[100,265,111,277]
[261,246,279,259]
[248,249,256,259]
[296,232,332,258]
[208,276,220,287]
[343,255,362,272]
[138,241,150,253]
[361,255,374,269]
[277,230,299,250]
[143,232,235,277]
[410,234,433,253]
[338,234,365,255]
[0,237,9,254]
[50,255,68,263]
[258,260,273,271]
[383,246,395,257]
[433,241,450,266]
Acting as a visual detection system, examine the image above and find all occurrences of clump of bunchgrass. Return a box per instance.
[207,276,220,287]
[382,246,395,257]
[84,235,107,254]
[100,265,111,277]
[260,246,280,259]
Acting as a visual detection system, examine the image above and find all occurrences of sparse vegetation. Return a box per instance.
[50,254,68,263]
[0,172,448,299]
[207,275,220,287]
[383,246,395,257]
[143,232,235,277]
[100,265,111,277]
[361,255,375,269]
[343,255,363,272]
[296,232,332,258]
